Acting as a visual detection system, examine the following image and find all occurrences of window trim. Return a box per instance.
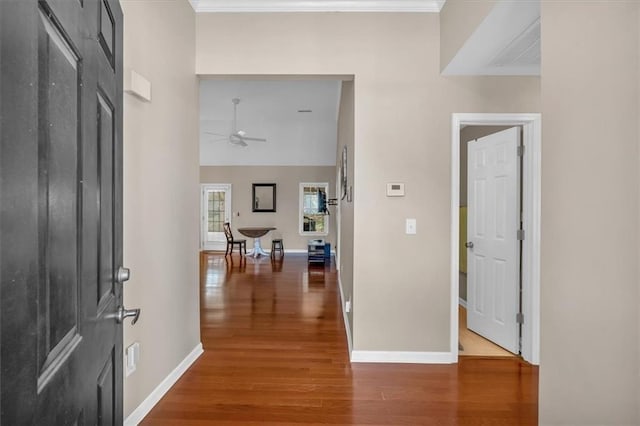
[299,182,329,237]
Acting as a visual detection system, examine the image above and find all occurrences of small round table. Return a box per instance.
[237,227,276,258]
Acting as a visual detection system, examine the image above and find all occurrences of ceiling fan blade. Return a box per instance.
[205,132,227,136]
[241,136,267,142]
[233,139,248,147]
[204,133,229,142]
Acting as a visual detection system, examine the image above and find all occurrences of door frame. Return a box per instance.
[450,113,541,365]
[201,183,232,250]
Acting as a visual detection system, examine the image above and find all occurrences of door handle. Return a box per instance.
[465,241,474,249]
[116,266,131,284]
[111,306,141,325]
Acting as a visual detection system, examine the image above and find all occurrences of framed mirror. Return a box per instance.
[252,183,276,212]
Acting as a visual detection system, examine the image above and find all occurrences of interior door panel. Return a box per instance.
[467,127,520,354]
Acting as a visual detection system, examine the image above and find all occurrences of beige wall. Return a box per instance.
[540,3,640,424]
[196,12,540,352]
[439,0,496,71]
[337,81,355,343]
[200,166,336,250]
[121,0,200,418]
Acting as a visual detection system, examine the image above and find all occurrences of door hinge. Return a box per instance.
[517,145,525,157]
[516,312,524,324]
[517,229,525,240]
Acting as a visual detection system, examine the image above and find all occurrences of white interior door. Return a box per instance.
[467,127,520,353]
[202,184,232,250]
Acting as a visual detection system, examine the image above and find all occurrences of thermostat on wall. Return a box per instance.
[386,183,405,197]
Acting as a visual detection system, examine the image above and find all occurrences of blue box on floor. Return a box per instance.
[324,243,331,265]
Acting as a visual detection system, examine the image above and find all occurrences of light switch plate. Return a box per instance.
[406,218,417,235]
[126,342,140,377]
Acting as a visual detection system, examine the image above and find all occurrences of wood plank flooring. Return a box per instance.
[140,253,538,425]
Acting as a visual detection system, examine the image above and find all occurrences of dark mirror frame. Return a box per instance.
[252,183,277,212]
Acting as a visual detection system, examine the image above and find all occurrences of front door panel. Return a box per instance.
[0,0,124,423]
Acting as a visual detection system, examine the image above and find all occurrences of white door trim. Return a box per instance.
[450,113,541,365]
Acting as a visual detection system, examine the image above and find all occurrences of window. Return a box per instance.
[207,190,226,232]
[299,183,329,236]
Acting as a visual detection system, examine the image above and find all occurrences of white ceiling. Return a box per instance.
[200,79,341,166]
[189,0,446,13]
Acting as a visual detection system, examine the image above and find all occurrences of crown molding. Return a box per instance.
[189,0,446,13]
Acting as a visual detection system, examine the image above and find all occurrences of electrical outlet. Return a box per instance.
[345,299,351,313]
[126,342,140,377]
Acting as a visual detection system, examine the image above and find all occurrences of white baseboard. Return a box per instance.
[337,272,353,357]
[458,298,467,308]
[124,343,204,426]
[350,350,455,364]
[204,248,337,256]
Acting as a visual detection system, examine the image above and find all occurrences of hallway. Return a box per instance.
[140,253,537,425]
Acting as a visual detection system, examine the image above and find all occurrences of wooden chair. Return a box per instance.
[224,222,246,256]
[271,238,284,258]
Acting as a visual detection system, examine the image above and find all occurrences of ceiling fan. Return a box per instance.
[205,98,267,147]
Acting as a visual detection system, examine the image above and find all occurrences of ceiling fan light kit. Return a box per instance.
[204,98,267,147]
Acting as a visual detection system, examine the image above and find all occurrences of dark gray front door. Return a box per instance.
[1,0,124,423]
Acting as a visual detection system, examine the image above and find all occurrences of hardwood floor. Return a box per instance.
[140,253,538,425]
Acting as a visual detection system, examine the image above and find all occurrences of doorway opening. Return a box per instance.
[459,125,520,357]
[197,75,356,353]
[450,113,541,365]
